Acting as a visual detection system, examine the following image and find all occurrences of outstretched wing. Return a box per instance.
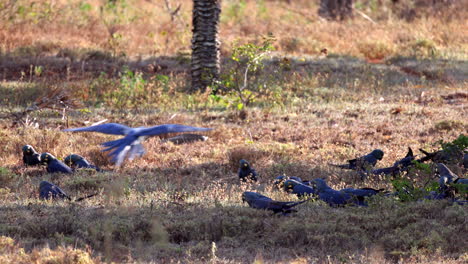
[63,123,132,135]
[139,124,212,137]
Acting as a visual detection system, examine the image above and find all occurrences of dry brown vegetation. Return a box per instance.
[0,0,467,263]
[1,0,467,59]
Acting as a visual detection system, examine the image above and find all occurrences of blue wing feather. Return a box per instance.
[102,138,128,150]
[101,135,141,166]
[63,123,132,135]
[139,124,212,137]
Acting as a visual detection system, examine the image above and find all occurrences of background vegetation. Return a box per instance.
[0,0,467,263]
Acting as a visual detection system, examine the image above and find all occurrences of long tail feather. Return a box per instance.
[285,197,313,208]
[74,193,99,202]
[406,147,414,157]
[329,163,352,169]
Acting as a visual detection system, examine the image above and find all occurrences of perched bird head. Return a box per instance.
[239,159,250,169]
[64,154,83,166]
[371,149,385,160]
[22,145,35,154]
[283,179,300,192]
[40,153,56,164]
[241,192,248,203]
[241,191,261,203]
[39,181,52,190]
[273,175,287,188]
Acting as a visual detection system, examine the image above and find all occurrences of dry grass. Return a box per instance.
[0,0,467,263]
[0,96,467,262]
[0,0,466,60]
[0,236,101,264]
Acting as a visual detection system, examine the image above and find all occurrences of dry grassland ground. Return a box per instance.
[0,0,467,263]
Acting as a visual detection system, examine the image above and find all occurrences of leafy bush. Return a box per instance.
[211,37,276,110]
[441,134,467,154]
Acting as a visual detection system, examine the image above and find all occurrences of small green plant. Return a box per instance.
[441,134,468,153]
[451,183,467,196]
[108,32,125,57]
[391,178,427,202]
[410,39,439,58]
[155,74,170,92]
[88,68,175,109]
[99,0,136,57]
[79,2,92,12]
[106,66,146,108]
[425,181,440,193]
[412,160,431,174]
[34,65,43,77]
[434,134,468,163]
[211,36,275,110]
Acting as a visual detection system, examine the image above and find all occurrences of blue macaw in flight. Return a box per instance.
[63,123,212,167]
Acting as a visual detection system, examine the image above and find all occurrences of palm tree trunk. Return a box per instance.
[318,0,353,20]
[191,0,221,92]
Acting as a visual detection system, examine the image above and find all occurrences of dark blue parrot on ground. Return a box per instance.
[419,145,465,165]
[242,191,310,215]
[273,175,309,189]
[40,153,73,174]
[39,181,98,201]
[330,149,384,171]
[273,175,288,189]
[311,178,367,207]
[39,181,71,200]
[369,147,415,176]
[437,163,467,196]
[238,159,258,182]
[287,176,311,185]
[340,187,385,199]
[393,147,415,168]
[423,164,457,200]
[63,123,212,167]
[22,145,41,166]
[64,154,101,171]
[437,163,459,185]
[283,179,317,198]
